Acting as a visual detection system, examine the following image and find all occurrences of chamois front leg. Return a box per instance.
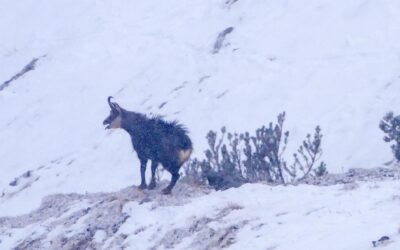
[148,161,159,190]
[138,158,148,190]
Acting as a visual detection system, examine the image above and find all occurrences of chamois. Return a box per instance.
[103,97,192,194]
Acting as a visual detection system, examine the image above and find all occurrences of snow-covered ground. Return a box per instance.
[1,181,400,250]
[1,0,400,249]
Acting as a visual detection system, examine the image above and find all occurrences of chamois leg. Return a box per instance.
[138,158,148,189]
[162,171,180,195]
[148,161,159,190]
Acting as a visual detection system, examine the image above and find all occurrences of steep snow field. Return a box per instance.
[1,0,400,249]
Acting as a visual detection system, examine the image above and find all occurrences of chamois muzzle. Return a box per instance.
[103,118,112,129]
[103,96,122,129]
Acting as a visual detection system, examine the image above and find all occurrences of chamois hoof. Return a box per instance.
[161,188,172,195]
[148,182,156,190]
[138,184,147,190]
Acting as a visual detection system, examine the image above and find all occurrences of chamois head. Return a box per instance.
[103,96,122,129]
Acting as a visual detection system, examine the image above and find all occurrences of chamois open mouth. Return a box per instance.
[103,120,111,129]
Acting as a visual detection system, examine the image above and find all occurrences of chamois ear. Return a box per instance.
[113,102,122,113]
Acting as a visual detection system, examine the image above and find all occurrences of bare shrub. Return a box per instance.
[185,112,327,190]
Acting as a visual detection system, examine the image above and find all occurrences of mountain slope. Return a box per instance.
[1,181,400,250]
[1,0,400,248]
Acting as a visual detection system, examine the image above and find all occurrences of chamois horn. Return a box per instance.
[108,96,122,112]
[108,96,116,109]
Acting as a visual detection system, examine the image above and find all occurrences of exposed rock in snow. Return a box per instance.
[0,55,45,91]
[212,27,234,54]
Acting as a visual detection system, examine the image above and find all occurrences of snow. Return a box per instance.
[1,181,400,249]
[1,0,400,249]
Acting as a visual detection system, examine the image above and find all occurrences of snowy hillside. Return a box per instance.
[1,0,400,249]
[1,181,400,250]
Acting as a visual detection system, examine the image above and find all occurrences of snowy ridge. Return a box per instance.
[1,180,400,249]
[1,0,400,249]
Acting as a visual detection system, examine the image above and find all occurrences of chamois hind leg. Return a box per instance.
[148,161,159,190]
[138,158,148,189]
[162,170,180,195]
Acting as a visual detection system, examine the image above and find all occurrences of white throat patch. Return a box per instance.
[110,116,122,129]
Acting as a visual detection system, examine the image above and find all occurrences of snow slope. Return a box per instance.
[1,0,400,249]
[1,181,400,250]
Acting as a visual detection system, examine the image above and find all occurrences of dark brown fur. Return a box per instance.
[103,97,192,194]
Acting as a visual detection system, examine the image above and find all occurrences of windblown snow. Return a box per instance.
[1,0,400,249]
